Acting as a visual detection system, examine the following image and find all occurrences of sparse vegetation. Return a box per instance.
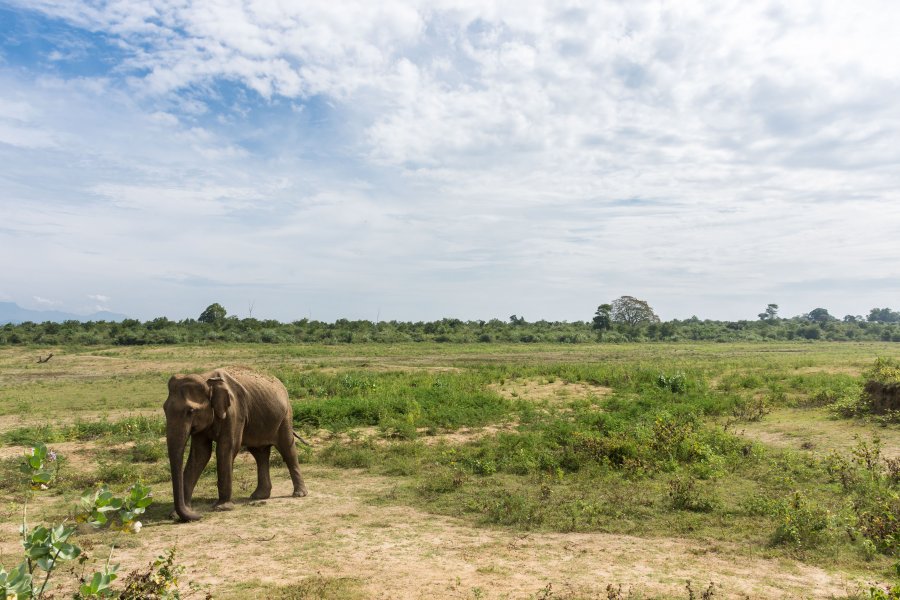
[2,342,900,596]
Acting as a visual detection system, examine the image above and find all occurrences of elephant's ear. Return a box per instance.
[207,376,231,419]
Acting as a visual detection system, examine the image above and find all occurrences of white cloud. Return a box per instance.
[2,1,900,320]
[33,296,60,306]
[87,294,110,302]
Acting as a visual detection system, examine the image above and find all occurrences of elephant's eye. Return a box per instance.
[187,407,195,415]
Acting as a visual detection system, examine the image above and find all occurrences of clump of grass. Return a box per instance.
[667,476,719,513]
[131,440,164,463]
[222,576,366,600]
[318,441,375,469]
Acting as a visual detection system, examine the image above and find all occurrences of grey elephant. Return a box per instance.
[163,367,308,522]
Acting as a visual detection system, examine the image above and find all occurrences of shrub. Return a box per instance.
[656,372,687,394]
[731,394,772,422]
[855,494,900,555]
[771,491,831,550]
[667,475,719,512]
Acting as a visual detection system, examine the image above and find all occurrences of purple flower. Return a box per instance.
[47,451,57,462]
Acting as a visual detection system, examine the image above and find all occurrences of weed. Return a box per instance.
[131,440,164,463]
[667,476,719,513]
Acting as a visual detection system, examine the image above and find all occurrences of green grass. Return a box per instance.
[280,368,518,434]
[1,415,165,445]
[218,576,366,600]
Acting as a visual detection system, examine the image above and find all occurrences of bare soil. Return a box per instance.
[0,464,860,599]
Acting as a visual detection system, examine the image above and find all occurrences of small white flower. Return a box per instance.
[132,521,142,533]
[39,484,48,490]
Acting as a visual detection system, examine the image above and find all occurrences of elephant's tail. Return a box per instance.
[293,431,312,447]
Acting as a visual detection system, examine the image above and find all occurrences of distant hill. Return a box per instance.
[0,302,128,324]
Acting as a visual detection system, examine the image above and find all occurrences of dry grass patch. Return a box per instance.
[737,408,900,459]
[490,378,612,407]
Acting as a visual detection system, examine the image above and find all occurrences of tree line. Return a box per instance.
[3,298,900,346]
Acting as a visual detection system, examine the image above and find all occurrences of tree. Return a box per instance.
[805,308,835,323]
[198,303,227,324]
[592,304,612,331]
[868,308,900,323]
[610,296,659,327]
[758,303,779,321]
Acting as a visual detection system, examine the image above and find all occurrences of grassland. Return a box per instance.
[1,342,899,598]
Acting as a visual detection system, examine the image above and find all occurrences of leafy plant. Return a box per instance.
[656,372,687,394]
[20,443,58,489]
[771,491,831,550]
[78,483,153,532]
[8,443,157,599]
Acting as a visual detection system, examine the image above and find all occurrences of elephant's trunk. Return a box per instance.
[167,422,200,522]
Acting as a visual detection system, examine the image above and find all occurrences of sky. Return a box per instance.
[1,1,900,323]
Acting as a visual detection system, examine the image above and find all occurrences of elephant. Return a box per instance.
[163,367,308,522]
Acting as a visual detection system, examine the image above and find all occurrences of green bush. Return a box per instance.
[771,491,831,550]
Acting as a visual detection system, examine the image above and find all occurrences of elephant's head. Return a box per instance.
[163,372,241,522]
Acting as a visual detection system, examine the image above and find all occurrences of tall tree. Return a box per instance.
[806,308,835,323]
[868,308,900,323]
[758,303,779,321]
[610,296,659,327]
[198,303,227,324]
[592,304,612,331]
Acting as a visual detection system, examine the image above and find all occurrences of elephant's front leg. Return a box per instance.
[248,446,273,500]
[213,440,237,511]
[183,436,213,508]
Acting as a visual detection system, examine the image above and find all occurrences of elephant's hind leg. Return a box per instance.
[275,424,308,497]
[248,445,273,500]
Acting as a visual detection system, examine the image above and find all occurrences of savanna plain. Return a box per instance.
[2,342,900,599]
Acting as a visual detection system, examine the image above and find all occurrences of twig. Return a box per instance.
[37,353,53,363]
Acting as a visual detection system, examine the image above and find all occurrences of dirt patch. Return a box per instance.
[490,378,612,406]
[0,467,859,599]
[418,424,518,446]
[737,408,900,459]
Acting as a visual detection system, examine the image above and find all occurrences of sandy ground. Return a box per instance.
[0,468,861,599]
[0,445,875,600]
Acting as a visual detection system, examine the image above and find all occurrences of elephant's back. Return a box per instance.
[226,366,289,399]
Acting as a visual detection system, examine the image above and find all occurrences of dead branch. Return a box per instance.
[37,353,53,364]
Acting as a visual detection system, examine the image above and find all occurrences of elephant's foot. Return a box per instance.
[292,487,308,498]
[250,488,272,500]
[213,501,235,511]
[169,505,197,521]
